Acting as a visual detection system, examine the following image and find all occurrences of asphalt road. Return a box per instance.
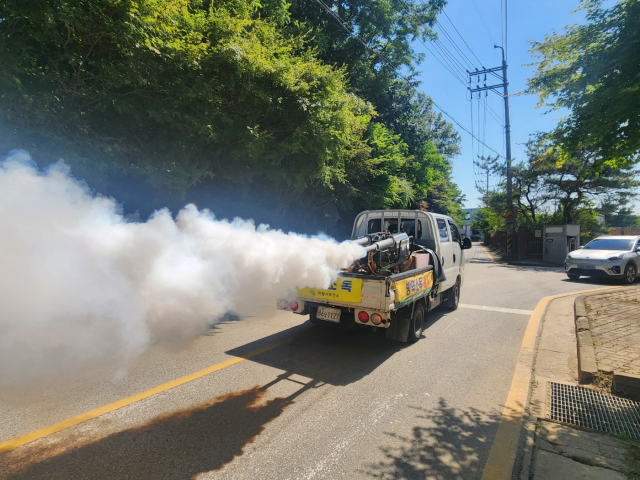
[0,245,610,479]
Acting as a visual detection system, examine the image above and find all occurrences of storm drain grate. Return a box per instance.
[547,382,640,440]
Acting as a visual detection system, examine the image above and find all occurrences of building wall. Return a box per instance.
[609,227,640,235]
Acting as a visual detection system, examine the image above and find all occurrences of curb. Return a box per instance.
[574,295,598,384]
[573,287,640,400]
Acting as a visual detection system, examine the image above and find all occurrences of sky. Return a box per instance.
[412,0,588,209]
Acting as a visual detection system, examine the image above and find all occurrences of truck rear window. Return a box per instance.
[364,217,422,239]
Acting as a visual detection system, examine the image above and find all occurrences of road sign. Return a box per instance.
[546,238,554,244]
[504,209,516,219]
[535,230,542,238]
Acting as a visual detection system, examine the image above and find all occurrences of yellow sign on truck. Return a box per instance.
[393,270,434,303]
[297,278,363,303]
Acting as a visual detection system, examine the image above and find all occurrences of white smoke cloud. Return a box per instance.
[0,150,364,387]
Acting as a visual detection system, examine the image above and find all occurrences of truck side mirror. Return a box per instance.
[462,238,472,249]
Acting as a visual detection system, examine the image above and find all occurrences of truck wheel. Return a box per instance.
[408,304,425,343]
[445,278,460,310]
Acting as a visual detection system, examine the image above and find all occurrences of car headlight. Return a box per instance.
[608,253,624,261]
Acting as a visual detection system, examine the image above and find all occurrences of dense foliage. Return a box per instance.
[0,0,463,233]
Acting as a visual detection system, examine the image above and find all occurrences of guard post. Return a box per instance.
[504,208,517,262]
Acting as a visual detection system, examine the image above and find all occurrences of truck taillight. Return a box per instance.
[290,301,299,311]
[358,311,369,323]
[280,299,289,309]
[371,313,382,325]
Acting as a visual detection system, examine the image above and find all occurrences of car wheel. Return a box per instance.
[445,278,460,310]
[623,263,637,284]
[567,274,580,281]
[408,304,425,343]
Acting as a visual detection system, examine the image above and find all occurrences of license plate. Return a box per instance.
[577,264,596,270]
[316,306,341,323]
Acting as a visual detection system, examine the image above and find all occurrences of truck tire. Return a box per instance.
[445,278,460,310]
[408,304,425,343]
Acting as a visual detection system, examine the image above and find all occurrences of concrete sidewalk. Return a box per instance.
[516,287,640,480]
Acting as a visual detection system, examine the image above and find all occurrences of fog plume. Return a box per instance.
[0,150,364,387]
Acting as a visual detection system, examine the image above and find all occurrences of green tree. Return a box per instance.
[525,135,639,224]
[473,134,639,240]
[285,0,445,96]
[527,0,640,158]
[0,0,464,231]
[0,0,370,191]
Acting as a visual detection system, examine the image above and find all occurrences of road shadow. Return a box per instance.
[505,265,564,273]
[465,256,499,265]
[560,276,631,286]
[365,398,509,480]
[2,379,317,480]
[226,320,411,386]
[465,252,562,272]
[204,311,249,336]
[424,308,447,329]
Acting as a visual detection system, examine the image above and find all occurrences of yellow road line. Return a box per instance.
[0,333,302,453]
[480,285,619,480]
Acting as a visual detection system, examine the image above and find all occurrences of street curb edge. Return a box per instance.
[574,295,598,384]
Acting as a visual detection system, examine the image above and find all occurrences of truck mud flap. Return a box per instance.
[385,316,410,342]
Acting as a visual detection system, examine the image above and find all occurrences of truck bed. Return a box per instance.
[295,265,435,313]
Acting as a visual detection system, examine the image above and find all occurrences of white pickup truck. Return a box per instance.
[278,209,471,342]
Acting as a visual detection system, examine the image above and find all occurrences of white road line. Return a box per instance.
[442,320,456,333]
[458,304,534,315]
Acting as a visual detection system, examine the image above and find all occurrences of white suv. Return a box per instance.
[564,236,640,283]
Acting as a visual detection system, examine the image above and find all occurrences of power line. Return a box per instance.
[470,0,497,44]
[422,43,469,87]
[435,20,477,71]
[397,1,471,86]
[310,0,505,159]
[486,102,503,125]
[484,101,504,126]
[441,11,485,68]
[391,0,470,87]
[430,39,469,80]
[429,94,503,158]
[482,93,488,159]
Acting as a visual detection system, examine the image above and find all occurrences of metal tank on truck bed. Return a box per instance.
[277,210,471,343]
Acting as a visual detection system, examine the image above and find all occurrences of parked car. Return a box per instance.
[564,235,640,283]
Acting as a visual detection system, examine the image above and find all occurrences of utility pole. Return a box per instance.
[468,45,514,261]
